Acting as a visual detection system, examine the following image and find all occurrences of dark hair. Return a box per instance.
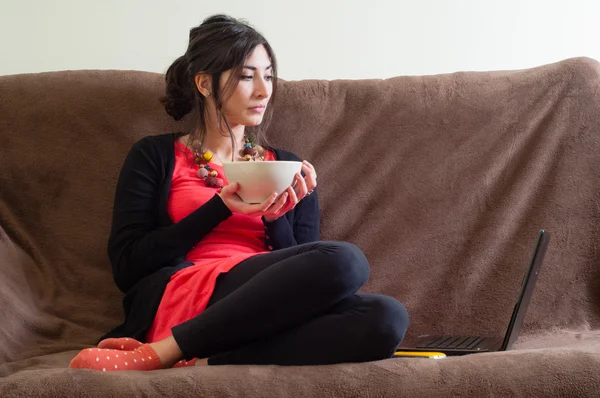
[161,14,277,159]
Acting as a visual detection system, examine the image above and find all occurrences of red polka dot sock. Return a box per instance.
[97,337,143,351]
[69,344,162,372]
[172,358,198,368]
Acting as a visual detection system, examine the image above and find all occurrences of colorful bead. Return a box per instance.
[215,178,224,186]
[209,170,218,177]
[243,154,252,161]
[202,151,213,162]
[205,176,219,187]
[243,146,256,156]
[194,157,202,164]
[197,168,209,178]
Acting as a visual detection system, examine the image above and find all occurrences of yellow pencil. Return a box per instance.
[393,351,447,359]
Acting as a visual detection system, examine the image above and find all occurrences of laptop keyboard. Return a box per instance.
[417,336,485,350]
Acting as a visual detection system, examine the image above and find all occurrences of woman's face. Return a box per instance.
[219,44,274,127]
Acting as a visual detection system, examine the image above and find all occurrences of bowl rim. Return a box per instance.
[222,160,303,166]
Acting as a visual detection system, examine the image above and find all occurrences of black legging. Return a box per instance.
[171,241,409,365]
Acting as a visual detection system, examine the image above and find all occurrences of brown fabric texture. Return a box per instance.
[1,57,600,396]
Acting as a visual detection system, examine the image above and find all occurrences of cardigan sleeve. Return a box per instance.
[292,186,320,243]
[108,137,232,293]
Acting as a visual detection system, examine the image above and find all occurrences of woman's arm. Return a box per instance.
[108,137,232,293]
[262,187,320,249]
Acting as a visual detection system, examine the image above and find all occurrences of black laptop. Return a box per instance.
[396,230,550,356]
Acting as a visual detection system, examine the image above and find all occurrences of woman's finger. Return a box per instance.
[219,182,238,198]
[269,191,289,214]
[252,192,278,214]
[292,172,308,199]
[301,162,317,184]
[300,168,316,192]
[283,185,299,212]
[302,160,316,176]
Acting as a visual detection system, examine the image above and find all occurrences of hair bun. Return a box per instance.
[162,55,194,121]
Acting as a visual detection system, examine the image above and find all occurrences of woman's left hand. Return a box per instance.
[263,160,317,222]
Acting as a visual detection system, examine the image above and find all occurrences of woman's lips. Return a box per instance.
[248,106,266,113]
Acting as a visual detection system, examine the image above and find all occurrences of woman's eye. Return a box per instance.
[265,75,274,81]
[241,75,253,80]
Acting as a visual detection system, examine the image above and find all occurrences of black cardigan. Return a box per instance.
[101,132,320,341]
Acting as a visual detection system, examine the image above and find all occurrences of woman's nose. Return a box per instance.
[255,77,270,98]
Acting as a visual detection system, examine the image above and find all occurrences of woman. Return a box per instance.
[70,14,408,372]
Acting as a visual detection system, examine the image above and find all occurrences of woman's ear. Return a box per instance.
[194,73,212,98]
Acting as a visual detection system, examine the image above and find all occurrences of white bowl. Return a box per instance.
[222,161,303,204]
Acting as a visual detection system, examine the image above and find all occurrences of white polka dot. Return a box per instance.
[96,357,99,362]
[134,359,137,363]
[102,368,106,372]
[126,338,129,341]
[148,356,151,360]
[120,345,124,349]
[124,352,127,356]
[114,364,118,369]
[116,354,119,358]
[88,349,92,352]
[125,362,128,366]
[141,358,145,362]
[106,356,110,360]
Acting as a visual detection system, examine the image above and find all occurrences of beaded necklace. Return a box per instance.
[192,133,261,188]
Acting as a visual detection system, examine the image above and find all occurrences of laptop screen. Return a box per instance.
[500,230,550,350]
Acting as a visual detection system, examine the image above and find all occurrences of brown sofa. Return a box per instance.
[1,57,600,397]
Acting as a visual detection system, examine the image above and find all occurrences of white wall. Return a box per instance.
[1,0,598,80]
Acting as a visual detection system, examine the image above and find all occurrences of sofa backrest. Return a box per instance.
[1,58,600,362]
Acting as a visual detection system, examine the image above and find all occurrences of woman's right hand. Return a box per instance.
[218,182,289,218]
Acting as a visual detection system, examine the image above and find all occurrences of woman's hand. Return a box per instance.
[219,160,317,222]
[263,160,318,222]
[218,182,285,218]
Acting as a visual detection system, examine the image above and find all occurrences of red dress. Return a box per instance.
[145,140,276,343]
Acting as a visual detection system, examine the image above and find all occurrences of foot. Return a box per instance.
[146,335,183,368]
[69,344,162,372]
[173,358,209,368]
[98,337,143,351]
[172,358,198,367]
